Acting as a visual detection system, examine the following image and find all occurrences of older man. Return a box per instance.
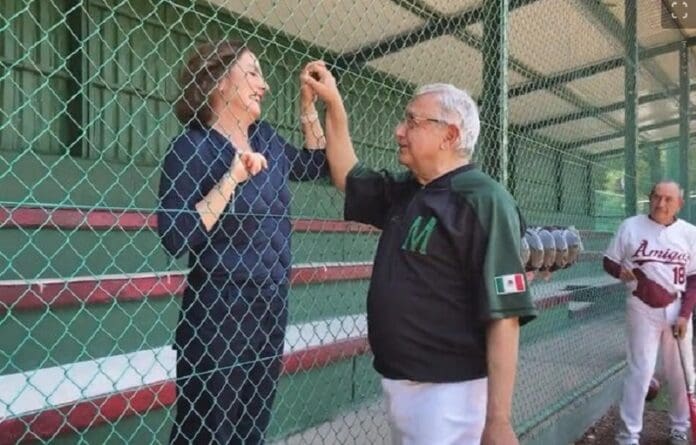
[604,181,696,445]
[302,63,536,445]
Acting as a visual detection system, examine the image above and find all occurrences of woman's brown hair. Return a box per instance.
[174,40,248,125]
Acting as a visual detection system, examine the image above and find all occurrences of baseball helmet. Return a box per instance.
[536,228,556,271]
[520,236,530,267]
[564,227,584,267]
[551,228,569,270]
[524,228,544,271]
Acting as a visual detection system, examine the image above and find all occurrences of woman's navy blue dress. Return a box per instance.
[157,121,327,444]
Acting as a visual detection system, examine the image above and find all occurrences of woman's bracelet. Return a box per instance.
[222,171,238,188]
[300,111,319,124]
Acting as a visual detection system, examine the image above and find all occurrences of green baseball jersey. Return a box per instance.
[345,163,537,382]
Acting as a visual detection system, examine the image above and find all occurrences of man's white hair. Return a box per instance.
[414,83,480,158]
[650,180,685,198]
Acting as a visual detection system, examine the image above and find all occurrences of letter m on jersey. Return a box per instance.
[401,216,437,254]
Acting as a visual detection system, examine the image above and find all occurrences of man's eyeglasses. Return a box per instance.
[401,112,450,130]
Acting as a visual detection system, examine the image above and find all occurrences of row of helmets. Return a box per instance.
[520,226,584,272]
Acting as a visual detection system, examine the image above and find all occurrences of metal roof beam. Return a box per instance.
[579,1,679,99]
[342,1,629,134]
[519,83,696,131]
[592,131,696,159]
[567,114,696,149]
[508,36,696,98]
[453,29,626,132]
[338,0,538,65]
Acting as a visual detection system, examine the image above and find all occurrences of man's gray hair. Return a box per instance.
[414,83,480,158]
[649,180,685,198]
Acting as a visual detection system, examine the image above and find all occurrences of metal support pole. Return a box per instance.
[679,41,691,220]
[624,0,638,216]
[480,0,509,186]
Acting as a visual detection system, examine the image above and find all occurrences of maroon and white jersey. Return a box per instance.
[605,215,696,295]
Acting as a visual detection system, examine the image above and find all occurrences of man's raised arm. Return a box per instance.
[302,61,358,192]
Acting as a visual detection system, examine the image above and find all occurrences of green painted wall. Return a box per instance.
[1,299,178,375]
[0,226,379,281]
[509,134,596,228]
[46,357,373,444]
[0,280,369,376]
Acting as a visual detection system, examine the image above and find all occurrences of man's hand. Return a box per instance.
[674,316,689,339]
[481,418,519,445]
[301,61,341,107]
[619,268,636,282]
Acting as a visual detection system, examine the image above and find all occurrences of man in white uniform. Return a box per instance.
[604,181,696,445]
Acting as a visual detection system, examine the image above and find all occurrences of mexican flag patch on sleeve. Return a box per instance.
[494,274,526,295]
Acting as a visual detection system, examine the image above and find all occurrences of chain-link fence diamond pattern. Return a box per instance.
[1,0,694,444]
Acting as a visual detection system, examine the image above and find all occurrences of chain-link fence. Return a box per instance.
[1,0,694,444]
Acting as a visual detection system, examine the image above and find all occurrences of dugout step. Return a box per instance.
[568,301,595,319]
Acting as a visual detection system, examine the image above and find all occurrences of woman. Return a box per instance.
[157,41,328,444]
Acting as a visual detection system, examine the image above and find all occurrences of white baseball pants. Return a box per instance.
[616,296,695,445]
[381,377,487,445]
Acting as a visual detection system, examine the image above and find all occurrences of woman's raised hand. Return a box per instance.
[231,151,268,183]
